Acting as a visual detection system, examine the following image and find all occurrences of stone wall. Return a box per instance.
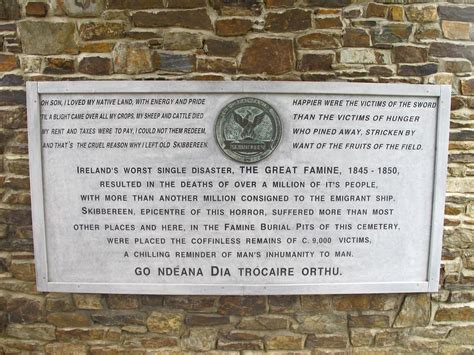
[0,0,473,353]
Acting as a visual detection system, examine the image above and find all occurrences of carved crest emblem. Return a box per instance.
[215,97,281,163]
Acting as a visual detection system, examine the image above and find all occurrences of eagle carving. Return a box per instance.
[231,110,266,139]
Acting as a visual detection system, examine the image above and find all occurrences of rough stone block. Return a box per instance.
[265,9,312,32]
[440,58,472,74]
[18,21,78,55]
[366,3,388,18]
[393,294,430,327]
[343,28,371,47]
[25,2,48,17]
[6,323,55,341]
[264,334,305,350]
[306,333,349,348]
[163,31,202,50]
[406,4,438,22]
[44,343,87,355]
[79,21,126,41]
[133,9,213,30]
[218,296,266,316]
[197,57,237,74]
[185,314,230,326]
[73,294,103,309]
[435,306,474,322]
[461,77,474,96]
[429,42,474,62]
[398,63,437,76]
[47,312,92,327]
[341,48,377,64]
[298,53,334,71]
[216,18,253,37]
[107,294,139,309]
[78,56,113,76]
[155,53,195,72]
[314,16,343,29]
[147,310,184,334]
[348,314,390,328]
[7,295,44,323]
[371,23,412,44]
[296,313,347,334]
[393,45,427,63]
[297,32,340,49]
[439,5,474,23]
[43,57,75,75]
[91,310,147,326]
[112,42,153,74]
[0,54,18,72]
[442,20,470,41]
[240,37,294,75]
[63,0,106,17]
[205,38,240,57]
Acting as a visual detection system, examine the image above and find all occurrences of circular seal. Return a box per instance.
[215,97,282,164]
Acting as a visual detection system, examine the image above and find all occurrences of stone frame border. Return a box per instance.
[27,81,450,295]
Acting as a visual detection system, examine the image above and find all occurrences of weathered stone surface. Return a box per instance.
[442,21,470,41]
[393,45,427,63]
[25,2,48,17]
[56,327,121,342]
[7,295,44,323]
[0,0,20,20]
[297,32,340,50]
[393,294,430,327]
[18,21,78,55]
[107,294,139,309]
[266,0,296,7]
[218,296,266,316]
[341,48,377,64]
[46,293,75,312]
[167,0,207,8]
[314,16,343,29]
[343,28,370,47]
[73,294,103,310]
[92,310,147,326]
[348,314,390,328]
[350,328,376,347]
[238,315,288,330]
[296,313,346,334]
[398,63,437,76]
[268,295,299,313]
[439,5,474,23]
[163,31,202,50]
[447,326,474,344]
[429,42,474,62]
[47,312,92,327]
[112,42,153,74]
[141,295,163,306]
[406,4,438,23]
[185,314,230,326]
[0,74,24,86]
[45,343,87,355]
[197,57,236,73]
[415,23,441,40]
[435,306,474,322]
[304,0,351,7]
[205,38,240,57]
[372,24,412,44]
[440,58,472,74]
[10,260,35,281]
[240,38,294,75]
[0,53,18,72]
[164,295,217,312]
[216,18,253,37]
[265,9,312,32]
[6,323,55,340]
[369,65,395,77]
[133,9,212,30]
[182,327,218,351]
[63,0,106,17]
[43,57,75,75]
[367,3,388,18]
[461,77,474,96]
[306,333,349,348]
[217,338,264,350]
[388,5,403,21]
[451,290,474,303]
[264,334,305,350]
[78,56,112,75]
[155,53,195,72]
[79,21,126,41]
[107,0,164,9]
[299,53,334,71]
[147,310,184,334]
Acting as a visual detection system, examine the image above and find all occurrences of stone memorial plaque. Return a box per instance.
[27,81,450,295]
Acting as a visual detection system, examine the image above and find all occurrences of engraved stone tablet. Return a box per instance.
[27,81,450,295]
